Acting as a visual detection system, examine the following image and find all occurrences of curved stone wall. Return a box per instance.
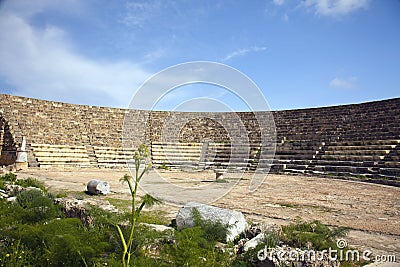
[0,94,399,183]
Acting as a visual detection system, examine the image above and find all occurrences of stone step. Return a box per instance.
[282,164,309,170]
[324,150,390,156]
[274,154,315,160]
[96,155,135,160]
[93,146,136,152]
[151,148,202,154]
[35,157,90,163]
[275,149,319,155]
[94,151,136,157]
[39,163,94,168]
[384,161,400,168]
[97,159,130,164]
[30,143,86,150]
[33,151,89,157]
[312,159,380,167]
[31,147,87,154]
[152,160,199,165]
[152,142,203,146]
[330,140,400,146]
[327,145,396,151]
[378,167,400,176]
[152,156,200,161]
[312,165,379,174]
[319,154,385,161]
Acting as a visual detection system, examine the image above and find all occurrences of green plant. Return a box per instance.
[55,192,68,198]
[158,162,170,170]
[16,189,59,223]
[0,196,123,266]
[15,178,46,192]
[279,203,294,208]
[116,144,161,267]
[192,208,229,243]
[167,226,232,267]
[0,172,17,183]
[0,240,31,267]
[0,180,5,190]
[281,219,348,251]
[233,232,280,267]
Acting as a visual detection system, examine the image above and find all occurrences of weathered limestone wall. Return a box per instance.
[273,98,400,141]
[0,94,399,167]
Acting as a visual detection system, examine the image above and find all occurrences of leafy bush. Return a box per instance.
[0,240,32,267]
[192,208,229,243]
[0,180,5,190]
[15,178,46,192]
[16,189,60,224]
[166,226,233,267]
[233,232,280,267]
[0,172,17,183]
[281,219,348,250]
[0,196,122,266]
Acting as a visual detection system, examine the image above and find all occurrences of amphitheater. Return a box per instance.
[1,94,399,182]
[1,93,400,258]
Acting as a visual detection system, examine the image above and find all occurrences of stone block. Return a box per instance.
[176,202,247,242]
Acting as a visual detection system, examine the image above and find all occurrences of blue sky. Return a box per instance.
[0,0,399,111]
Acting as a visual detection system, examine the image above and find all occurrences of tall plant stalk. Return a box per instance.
[116,144,160,267]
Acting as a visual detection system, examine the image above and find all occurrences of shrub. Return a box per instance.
[16,189,59,223]
[281,219,348,251]
[167,226,232,267]
[0,196,122,266]
[163,208,232,267]
[0,240,32,267]
[0,179,5,190]
[233,232,280,267]
[0,172,17,183]
[15,178,47,192]
[192,208,229,243]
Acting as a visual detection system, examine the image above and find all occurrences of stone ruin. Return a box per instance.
[0,94,399,184]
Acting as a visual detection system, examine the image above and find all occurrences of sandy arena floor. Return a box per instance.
[16,168,400,260]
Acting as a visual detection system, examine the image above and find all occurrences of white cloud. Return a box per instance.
[283,13,289,21]
[329,76,358,89]
[221,46,267,62]
[120,0,162,27]
[302,0,369,16]
[0,1,150,108]
[273,0,285,6]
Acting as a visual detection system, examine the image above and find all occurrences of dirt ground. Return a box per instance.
[16,168,400,261]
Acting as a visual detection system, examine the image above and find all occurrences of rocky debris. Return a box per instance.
[140,223,174,232]
[86,179,110,195]
[364,262,399,267]
[243,233,266,252]
[0,189,8,198]
[4,184,25,196]
[6,196,17,203]
[176,202,247,242]
[0,165,16,172]
[0,183,44,199]
[54,197,119,225]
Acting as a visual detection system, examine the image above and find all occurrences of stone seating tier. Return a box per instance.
[0,94,399,180]
[29,144,92,168]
